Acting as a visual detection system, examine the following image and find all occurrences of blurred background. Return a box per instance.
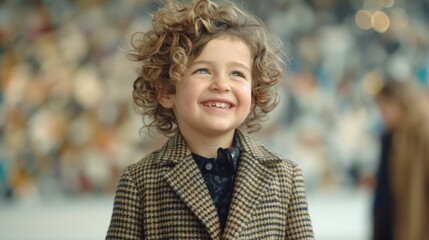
[0,0,428,239]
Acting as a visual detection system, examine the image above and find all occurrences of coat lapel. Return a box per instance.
[222,131,276,239]
[159,132,222,239]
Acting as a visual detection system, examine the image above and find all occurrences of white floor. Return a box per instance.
[0,189,372,240]
[308,189,372,240]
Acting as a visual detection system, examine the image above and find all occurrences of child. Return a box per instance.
[107,0,314,239]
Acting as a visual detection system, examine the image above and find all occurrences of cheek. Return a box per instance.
[242,84,251,93]
[240,83,252,101]
[240,84,253,113]
[175,84,198,105]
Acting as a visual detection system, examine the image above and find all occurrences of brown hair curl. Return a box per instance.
[129,0,284,136]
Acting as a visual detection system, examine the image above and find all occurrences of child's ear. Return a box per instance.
[157,87,175,109]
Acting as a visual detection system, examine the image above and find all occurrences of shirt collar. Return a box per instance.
[221,132,240,172]
[191,132,241,173]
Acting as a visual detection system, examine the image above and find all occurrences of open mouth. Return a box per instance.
[202,101,232,109]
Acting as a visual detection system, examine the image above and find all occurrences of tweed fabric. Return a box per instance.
[106,129,314,239]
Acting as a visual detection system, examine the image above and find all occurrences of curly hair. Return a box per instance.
[129,0,284,136]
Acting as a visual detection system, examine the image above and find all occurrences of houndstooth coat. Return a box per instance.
[106,130,314,239]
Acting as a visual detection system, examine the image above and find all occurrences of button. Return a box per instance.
[205,163,213,170]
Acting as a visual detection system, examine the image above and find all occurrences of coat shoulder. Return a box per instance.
[119,148,166,192]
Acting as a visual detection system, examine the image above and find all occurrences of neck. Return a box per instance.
[180,129,235,159]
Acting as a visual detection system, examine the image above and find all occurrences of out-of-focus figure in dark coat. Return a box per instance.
[373,80,429,240]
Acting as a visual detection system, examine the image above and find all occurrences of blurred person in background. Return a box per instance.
[372,80,429,240]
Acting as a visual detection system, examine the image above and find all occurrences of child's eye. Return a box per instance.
[231,71,246,79]
[193,68,210,74]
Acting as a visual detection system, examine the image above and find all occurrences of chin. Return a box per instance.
[204,125,237,134]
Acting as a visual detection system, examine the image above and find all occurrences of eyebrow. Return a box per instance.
[191,60,252,72]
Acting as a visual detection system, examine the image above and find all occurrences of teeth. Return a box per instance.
[204,102,231,109]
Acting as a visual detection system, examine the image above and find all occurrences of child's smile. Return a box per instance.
[202,101,233,110]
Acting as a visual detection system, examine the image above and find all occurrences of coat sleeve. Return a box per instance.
[285,164,315,240]
[106,169,144,239]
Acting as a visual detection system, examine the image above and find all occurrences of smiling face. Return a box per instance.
[159,36,253,140]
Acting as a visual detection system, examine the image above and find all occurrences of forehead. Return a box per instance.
[192,36,253,66]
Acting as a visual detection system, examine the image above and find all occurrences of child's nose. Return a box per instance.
[210,76,231,92]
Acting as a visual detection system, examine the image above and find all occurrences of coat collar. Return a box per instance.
[158,132,222,239]
[156,129,282,166]
[223,130,277,238]
[158,129,278,239]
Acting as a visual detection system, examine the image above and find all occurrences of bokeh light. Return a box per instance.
[389,8,409,32]
[376,0,395,8]
[363,71,385,96]
[372,10,390,33]
[356,10,373,30]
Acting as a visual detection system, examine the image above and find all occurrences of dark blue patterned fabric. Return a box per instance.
[192,134,240,232]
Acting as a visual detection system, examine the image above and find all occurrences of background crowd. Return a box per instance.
[0,0,428,239]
